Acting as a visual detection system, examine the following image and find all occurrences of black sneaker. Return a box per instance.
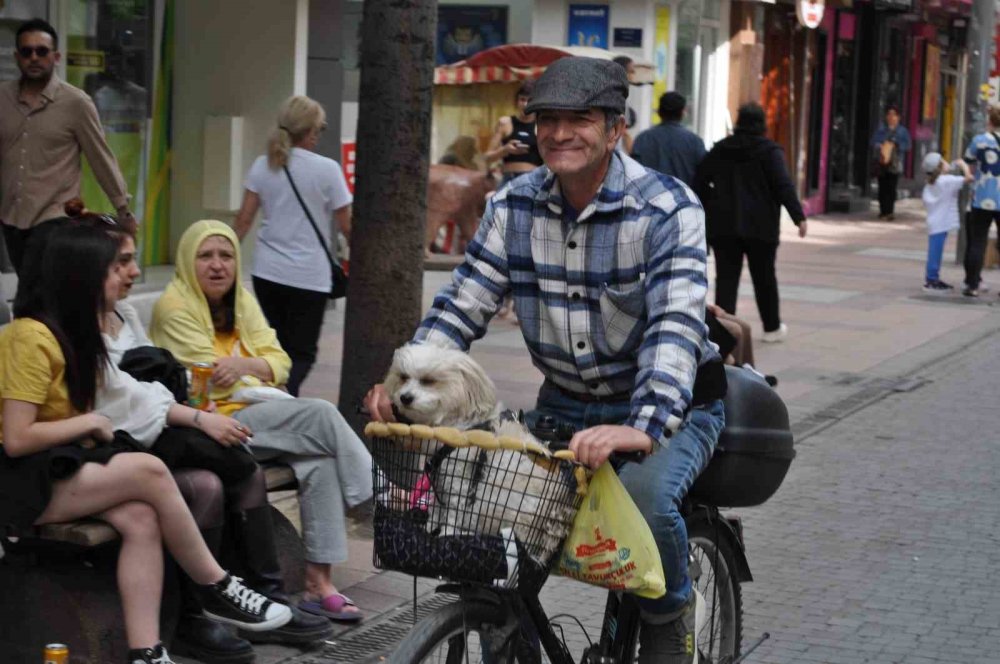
[199,574,292,632]
[241,605,335,646]
[127,643,174,664]
[638,591,697,663]
[172,614,255,663]
[923,281,951,293]
[962,287,979,298]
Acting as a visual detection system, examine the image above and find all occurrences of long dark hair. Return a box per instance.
[37,225,120,411]
[14,199,132,320]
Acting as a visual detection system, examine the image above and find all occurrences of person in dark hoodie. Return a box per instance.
[693,102,807,343]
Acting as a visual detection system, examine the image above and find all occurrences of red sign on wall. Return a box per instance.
[341,141,356,193]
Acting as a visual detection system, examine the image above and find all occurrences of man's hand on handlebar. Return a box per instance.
[364,384,396,423]
[569,425,654,469]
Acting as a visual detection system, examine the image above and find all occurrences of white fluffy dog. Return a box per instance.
[385,343,500,429]
[383,344,574,569]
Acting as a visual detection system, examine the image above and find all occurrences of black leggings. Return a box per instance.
[711,237,781,333]
[877,173,899,216]
[252,275,328,397]
[172,465,268,618]
[173,468,224,531]
[963,208,1000,289]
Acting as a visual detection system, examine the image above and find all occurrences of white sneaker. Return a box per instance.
[760,323,788,343]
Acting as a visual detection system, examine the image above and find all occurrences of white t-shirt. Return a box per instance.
[922,174,966,235]
[244,148,352,293]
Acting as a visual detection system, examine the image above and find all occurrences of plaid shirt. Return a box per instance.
[415,153,718,444]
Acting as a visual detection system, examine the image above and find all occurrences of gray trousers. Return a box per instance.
[233,398,373,564]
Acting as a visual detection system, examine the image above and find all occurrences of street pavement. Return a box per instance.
[176,198,1000,663]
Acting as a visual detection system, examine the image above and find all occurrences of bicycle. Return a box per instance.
[367,366,794,664]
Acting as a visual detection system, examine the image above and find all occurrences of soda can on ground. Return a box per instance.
[44,643,69,664]
[188,362,213,410]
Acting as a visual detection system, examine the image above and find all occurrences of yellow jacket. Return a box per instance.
[149,220,291,402]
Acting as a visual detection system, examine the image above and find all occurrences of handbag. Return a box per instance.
[283,165,348,300]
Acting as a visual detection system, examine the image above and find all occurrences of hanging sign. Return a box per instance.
[796,0,825,28]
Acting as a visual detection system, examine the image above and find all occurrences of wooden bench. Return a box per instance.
[0,463,304,662]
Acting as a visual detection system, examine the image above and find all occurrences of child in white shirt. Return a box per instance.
[921,152,973,291]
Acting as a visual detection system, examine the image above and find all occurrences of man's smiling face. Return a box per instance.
[535,108,621,179]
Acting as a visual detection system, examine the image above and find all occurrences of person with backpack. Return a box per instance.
[693,102,807,343]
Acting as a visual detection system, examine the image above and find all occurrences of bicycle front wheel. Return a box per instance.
[687,517,743,664]
[389,599,532,664]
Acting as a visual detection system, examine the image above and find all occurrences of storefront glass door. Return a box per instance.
[66,0,154,223]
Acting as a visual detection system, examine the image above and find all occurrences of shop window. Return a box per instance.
[66,0,153,219]
[0,1,50,82]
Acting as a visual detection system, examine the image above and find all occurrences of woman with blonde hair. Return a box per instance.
[151,220,373,623]
[233,95,352,396]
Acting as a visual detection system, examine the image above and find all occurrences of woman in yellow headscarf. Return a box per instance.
[151,220,371,622]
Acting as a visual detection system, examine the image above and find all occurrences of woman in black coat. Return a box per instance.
[693,102,807,342]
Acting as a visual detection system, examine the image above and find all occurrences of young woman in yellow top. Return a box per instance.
[0,223,291,664]
[151,220,373,622]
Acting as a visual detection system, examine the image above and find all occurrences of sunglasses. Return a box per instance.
[18,45,52,58]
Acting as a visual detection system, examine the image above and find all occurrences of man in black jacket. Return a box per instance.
[693,103,807,343]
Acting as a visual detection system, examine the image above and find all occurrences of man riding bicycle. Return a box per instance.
[365,56,727,664]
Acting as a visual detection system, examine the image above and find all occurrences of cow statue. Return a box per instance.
[426,164,496,255]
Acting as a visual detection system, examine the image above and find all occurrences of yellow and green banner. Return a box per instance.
[142,0,174,265]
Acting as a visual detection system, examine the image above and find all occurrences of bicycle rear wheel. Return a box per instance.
[687,518,743,663]
[389,599,532,664]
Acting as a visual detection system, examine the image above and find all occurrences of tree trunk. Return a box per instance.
[338,0,436,434]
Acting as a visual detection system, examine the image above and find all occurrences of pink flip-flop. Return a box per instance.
[298,593,363,622]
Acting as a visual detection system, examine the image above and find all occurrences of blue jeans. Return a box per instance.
[526,381,725,621]
[926,231,948,283]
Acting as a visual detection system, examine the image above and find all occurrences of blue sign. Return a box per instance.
[613,28,643,48]
[568,4,610,49]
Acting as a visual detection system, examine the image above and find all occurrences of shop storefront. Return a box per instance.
[1,0,169,265]
[825,0,972,212]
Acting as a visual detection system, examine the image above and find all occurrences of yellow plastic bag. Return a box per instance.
[556,463,666,599]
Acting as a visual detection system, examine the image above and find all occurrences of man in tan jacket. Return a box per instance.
[0,18,134,273]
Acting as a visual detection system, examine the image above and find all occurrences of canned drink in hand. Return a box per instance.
[189,362,213,410]
[44,643,69,663]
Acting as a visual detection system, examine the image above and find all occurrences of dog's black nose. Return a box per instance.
[400,393,414,406]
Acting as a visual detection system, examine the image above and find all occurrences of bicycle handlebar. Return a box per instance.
[357,406,646,464]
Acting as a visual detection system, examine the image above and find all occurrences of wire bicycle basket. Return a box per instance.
[365,422,586,593]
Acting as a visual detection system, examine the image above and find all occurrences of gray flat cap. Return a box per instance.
[525,57,628,116]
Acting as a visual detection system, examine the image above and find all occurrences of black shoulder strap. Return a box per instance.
[283,164,337,274]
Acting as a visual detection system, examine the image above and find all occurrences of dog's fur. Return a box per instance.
[384,345,573,566]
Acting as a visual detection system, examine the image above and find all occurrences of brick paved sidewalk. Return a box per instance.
[178,200,1000,663]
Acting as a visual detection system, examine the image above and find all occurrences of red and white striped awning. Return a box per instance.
[434,64,547,85]
[434,44,653,86]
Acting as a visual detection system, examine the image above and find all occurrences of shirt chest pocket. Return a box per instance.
[598,279,646,355]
